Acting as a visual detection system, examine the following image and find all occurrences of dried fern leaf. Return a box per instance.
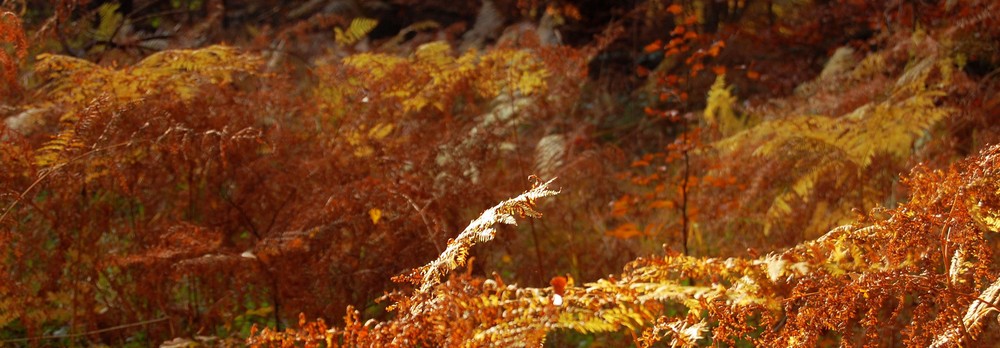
[930,276,1000,347]
[413,178,559,293]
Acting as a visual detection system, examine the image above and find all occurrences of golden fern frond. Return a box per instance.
[467,289,555,346]
[136,44,261,90]
[34,128,83,168]
[37,45,260,106]
[138,44,255,73]
[341,41,467,112]
[34,53,98,77]
[335,17,378,46]
[763,157,845,235]
[462,277,656,345]
[32,98,109,169]
[720,89,948,167]
[475,48,549,97]
[341,52,406,79]
[339,41,549,115]
[715,84,949,235]
[31,46,261,173]
[413,40,454,67]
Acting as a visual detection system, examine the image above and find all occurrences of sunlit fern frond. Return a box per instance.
[34,128,83,168]
[409,178,559,294]
[135,45,261,91]
[475,48,550,97]
[37,45,260,106]
[719,88,948,167]
[714,85,949,235]
[637,317,709,348]
[32,46,261,172]
[339,41,549,114]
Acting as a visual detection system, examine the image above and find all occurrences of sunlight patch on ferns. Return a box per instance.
[715,73,950,235]
[718,89,948,167]
[32,45,261,171]
[339,41,549,114]
[37,45,259,106]
[345,122,394,157]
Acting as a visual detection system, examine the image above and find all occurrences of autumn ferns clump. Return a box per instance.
[3,0,1000,346]
[252,145,1000,347]
[249,178,562,346]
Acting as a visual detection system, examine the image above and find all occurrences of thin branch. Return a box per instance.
[0,317,169,344]
[0,141,140,225]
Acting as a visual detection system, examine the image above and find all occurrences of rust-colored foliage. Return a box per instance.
[2,0,999,347]
[0,10,26,98]
[250,145,1000,347]
[1,1,604,345]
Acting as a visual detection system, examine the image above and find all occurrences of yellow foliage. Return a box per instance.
[345,122,394,157]
[336,41,549,114]
[966,177,1000,233]
[721,89,948,167]
[335,17,378,47]
[715,64,950,235]
[367,122,394,139]
[34,128,83,168]
[704,74,743,136]
[32,45,261,170]
[37,45,260,108]
[368,208,383,225]
[474,48,549,97]
[94,3,123,43]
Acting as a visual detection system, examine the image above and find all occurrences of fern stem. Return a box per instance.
[528,218,547,283]
[680,125,690,257]
[270,274,283,331]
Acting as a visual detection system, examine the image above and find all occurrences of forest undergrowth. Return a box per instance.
[1,0,999,347]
